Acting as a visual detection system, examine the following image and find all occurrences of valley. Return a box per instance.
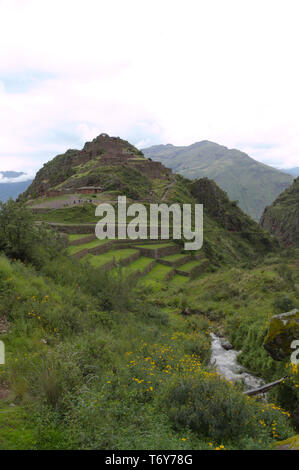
[0,134,298,451]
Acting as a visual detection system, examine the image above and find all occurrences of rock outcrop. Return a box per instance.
[190,178,278,253]
[260,177,299,247]
[264,309,299,361]
[21,134,172,200]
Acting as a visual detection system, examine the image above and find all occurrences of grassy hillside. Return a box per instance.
[142,141,293,221]
[0,192,297,450]
[1,135,298,450]
[0,248,297,450]
[144,248,299,426]
[261,177,299,247]
[30,175,279,267]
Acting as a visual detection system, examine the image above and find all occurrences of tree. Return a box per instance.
[0,199,66,267]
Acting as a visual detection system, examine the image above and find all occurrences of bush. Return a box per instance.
[0,199,66,267]
[273,294,296,313]
[41,255,134,312]
[162,374,293,443]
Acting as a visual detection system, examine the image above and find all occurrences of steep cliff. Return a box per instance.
[260,177,299,247]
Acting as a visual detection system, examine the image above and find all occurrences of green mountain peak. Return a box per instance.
[142,141,293,221]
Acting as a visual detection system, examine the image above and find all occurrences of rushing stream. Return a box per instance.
[210,333,265,392]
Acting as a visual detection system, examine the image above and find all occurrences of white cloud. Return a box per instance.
[0,172,33,183]
[0,0,299,171]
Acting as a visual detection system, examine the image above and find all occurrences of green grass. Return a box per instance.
[68,234,93,242]
[161,253,187,262]
[169,274,190,286]
[2,169,298,450]
[33,205,98,223]
[111,257,154,277]
[143,263,173,281]
[137,243,176,249]
[150,257,299,384]
[0,249,296,450]
[83,248,139,268]
[177,260,201,273]
[68,238,110,255]
[0,406,37,450]
[151,179,169,200]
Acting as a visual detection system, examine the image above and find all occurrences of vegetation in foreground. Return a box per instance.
[0,200,298,450]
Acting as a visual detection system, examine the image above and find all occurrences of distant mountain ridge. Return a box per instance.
[278,167,299,177]
[142,141,293,221]
[0,171,32,202]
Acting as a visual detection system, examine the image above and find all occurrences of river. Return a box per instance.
[210,333,265,392]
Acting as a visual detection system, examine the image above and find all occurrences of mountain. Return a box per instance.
[142,141,293,221]
[22,133,172,201]
[0,171,32,202]
[260,177,299,247]
[0,181,32,202]
[279,167,299,177]
[22,133,278,264]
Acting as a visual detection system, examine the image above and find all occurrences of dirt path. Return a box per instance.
[31,195,90,210]
[161,178,176,201]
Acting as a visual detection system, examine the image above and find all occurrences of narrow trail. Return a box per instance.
[161,177,176,201]
[31,195,83,210]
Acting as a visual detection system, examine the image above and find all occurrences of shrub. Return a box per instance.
[0,199,66,267]
[273,294,296,313]
[162,374,293,443]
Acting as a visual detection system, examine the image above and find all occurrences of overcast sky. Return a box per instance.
[0,0,299,176]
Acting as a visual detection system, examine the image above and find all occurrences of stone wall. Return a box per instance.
[118,251,140,267]
[164,268,176,281]
[88,241,114,255]
[49,224,96,234]
[137,245,180,259]
[128,160,172,180]
[97,250,140,272]
[157,255,191,267]
[70,235,96,246]
[174,268,190,277]
[126,260,156,283]
[72,249,90,260]
[175,258,209,278]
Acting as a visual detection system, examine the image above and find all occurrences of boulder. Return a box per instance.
[220,338,233,350]
[264,309,299,361]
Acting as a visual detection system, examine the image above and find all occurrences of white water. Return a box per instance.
[210,333,265,391]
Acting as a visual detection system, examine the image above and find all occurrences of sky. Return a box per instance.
[0,0,299,179]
